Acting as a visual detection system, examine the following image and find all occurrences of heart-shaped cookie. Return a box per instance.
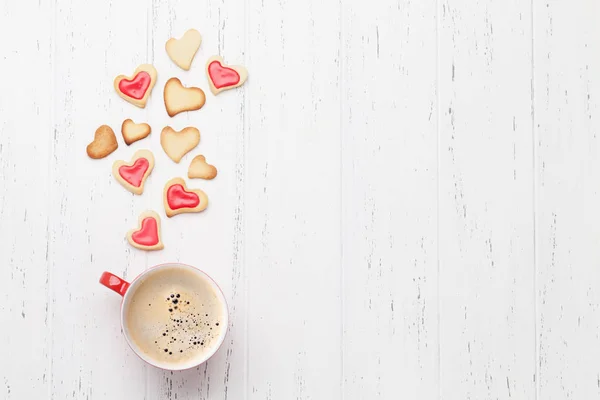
[126,210,164,251]
[163,77,206,117]
[112,149,155,195]
[121,119,151,145]
[160,126,200,163]
[165,29,202,71]
[114,64,158,108]
[87,125,118,159]
[188,155,217,180]
[205,55,248,95]
[163,177,208,217]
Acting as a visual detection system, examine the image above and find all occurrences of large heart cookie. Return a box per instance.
[160,126,200,163]
[121,119,151,145]
[87,125,118,159]
[163,177,208,217]
[188,155,217,180]
[163,77,206,117]
[126,210,164,251]
[165,29,202,71]
[114,64,158,108]
[205,55,248,95]
[112,149,155,195]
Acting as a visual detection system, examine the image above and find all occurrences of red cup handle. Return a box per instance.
[99,272,130,296]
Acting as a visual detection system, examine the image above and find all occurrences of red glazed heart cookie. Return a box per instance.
[163,177,208,217]
[205,56,248,95]
[114,64,158,108]
[126,210,164,251]
[112,149,155,195]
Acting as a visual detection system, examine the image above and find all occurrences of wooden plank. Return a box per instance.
[50,0,150,398]
[145,0,247,398]
[340,0,439,398]
[438,0,535,398]
[245,0,342,397]
[534,1,600,398]
[0,1,53,398]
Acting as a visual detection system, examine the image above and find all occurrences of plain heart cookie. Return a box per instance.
[163,177,208,217]
[160,126,200,163]
[121,119,151,145]
[126,210,164,251]
[188,155,217,180]
[205,55,248,95]
[112,149,155,195]
[114,64,158,108]
[163,77,206,117]
[87,125,118,159]
[165,29,202,71]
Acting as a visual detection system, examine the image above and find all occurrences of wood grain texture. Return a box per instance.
[534,1,600,398]
[438,0,535,398]
[5,0,600,398]
[245,0,342,397]
[341,0,439,398]
[51,0,151,397]
[0,1,53,398]
[146,0,247,398]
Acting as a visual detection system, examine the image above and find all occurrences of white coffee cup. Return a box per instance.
[100,263,229,370]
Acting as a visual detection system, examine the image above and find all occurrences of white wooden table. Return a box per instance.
[1,0,599,398]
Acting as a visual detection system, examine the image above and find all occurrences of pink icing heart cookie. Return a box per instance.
[112,149,155,195]
[205,56,248,95]
[163,177,208,218]
[114,64,158,108]
[127,210,164,251]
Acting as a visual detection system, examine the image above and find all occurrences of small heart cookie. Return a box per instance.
[188,155,217,180]
[163,77,206,117]
[114,64,158,108]
[112,149,155,195]
[205,55,248,95]
[127,210,164,251]
[160,126,200,163]
[87,125,118,159]
[163,177,208,218]
[165,29,202,71]
[121,119,151,145]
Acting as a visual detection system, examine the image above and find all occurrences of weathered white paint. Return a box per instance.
[535,1,600,399]
[1,0,599,398]
[438,1,536,399]
[50,1,149,398]
[245,0,342,398]
[0,1,53,399]
[341,0,439,398]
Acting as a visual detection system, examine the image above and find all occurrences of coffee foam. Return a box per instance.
[124,266,226,367]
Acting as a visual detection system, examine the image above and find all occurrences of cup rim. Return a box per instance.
[119,262,229,371]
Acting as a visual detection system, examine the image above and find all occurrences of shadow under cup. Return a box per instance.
[120,264,229,370]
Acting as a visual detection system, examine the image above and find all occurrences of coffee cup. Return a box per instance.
[100,263,228,370]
